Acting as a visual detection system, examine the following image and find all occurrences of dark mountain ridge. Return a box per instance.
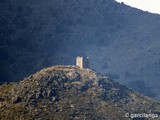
[0,0,160,100]
[0,65,160,120]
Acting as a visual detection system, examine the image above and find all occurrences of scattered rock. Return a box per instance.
[0,66,160,120]
[12,96,22,104]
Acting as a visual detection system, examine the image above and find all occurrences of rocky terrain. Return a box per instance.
[0,66,160,120]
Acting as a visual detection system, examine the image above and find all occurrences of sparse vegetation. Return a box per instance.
[0,66,160,120]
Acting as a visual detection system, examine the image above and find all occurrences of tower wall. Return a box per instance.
[76,56,83,69]
[76,56,89,69]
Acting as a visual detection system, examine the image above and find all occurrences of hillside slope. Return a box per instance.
[0,0,160,99]
[0,66,160,120]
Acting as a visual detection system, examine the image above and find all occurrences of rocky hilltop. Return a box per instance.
[0,66,160,120]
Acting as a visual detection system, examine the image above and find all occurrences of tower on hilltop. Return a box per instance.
[76,56,89,69]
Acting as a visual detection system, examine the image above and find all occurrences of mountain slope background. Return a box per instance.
[0,0,160,99]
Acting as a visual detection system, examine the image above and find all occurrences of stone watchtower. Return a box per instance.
[76,56,89,69]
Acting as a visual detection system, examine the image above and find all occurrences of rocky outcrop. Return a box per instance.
[0,66,160,120]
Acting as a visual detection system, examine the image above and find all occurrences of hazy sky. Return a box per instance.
[116,0,160,14]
